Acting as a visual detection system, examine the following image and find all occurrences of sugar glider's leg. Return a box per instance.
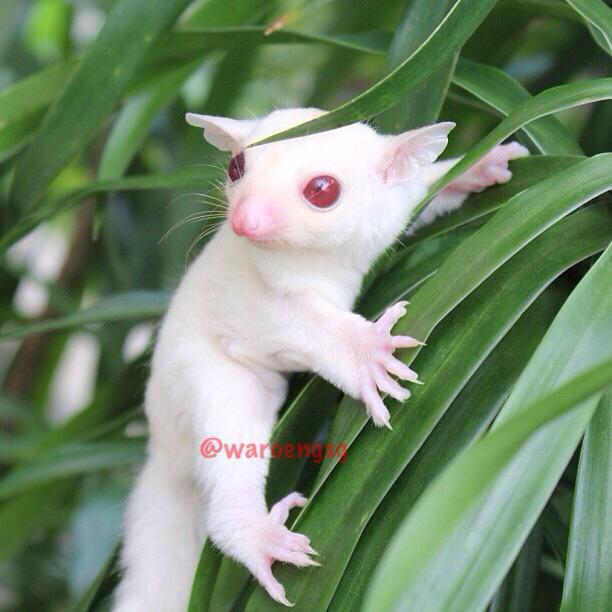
[412,142,529,230]
[192,354,318,607]
[114,442,202,612]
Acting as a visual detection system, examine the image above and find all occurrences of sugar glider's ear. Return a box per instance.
[379,122,455,183]
[185,113,257,152]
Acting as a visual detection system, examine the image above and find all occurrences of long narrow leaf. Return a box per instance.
[566,0,612,55]
[0,439,146,500]
[0,291,170,342]
[453,58,581,155]
[561,393,612,610]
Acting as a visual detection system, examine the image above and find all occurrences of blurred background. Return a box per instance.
[0,0,610,610]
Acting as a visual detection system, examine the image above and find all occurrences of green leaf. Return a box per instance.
[252,0,502,144]
[0,439,146,500]
[542,486,572,565]
[453,58,582,155]
[98,62,200,180]
[188,544,224,612]
[485,522,543,612]
[561,392,612,611]
[0,61,76,162]
[0,290,170,341]
[9,0,193,212]
[244,204,611,610]
[364,242,612,612]
[566,0,612,55]
[149,26,389,68]
[329,288,563,611]
[374,0,457,132]
[0,60,75,128]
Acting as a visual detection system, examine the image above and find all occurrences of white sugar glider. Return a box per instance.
[114,108,528,610]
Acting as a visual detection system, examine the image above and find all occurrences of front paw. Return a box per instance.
[453,142,529,193]
[247,492,319,607]
[358,301,423,429]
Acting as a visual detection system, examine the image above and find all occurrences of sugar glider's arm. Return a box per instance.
[412,142,528,229]
[284,296,422,429]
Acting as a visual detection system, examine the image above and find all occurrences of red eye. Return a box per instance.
[302,175,341,209]
[228,152,245,182]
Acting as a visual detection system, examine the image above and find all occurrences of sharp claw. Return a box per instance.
[276,594,294,607]
[392,335,425,349]
[257,566,293,607]
[307,545,319,556]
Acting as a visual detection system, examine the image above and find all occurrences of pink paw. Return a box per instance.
[451,142,529,193]
[250,492,318,607]
[359,301,423,429]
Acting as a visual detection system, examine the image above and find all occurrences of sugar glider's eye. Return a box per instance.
[228,152,245,182]
[302,175,341,209]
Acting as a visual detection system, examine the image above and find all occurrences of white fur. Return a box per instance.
[114,108,527,610]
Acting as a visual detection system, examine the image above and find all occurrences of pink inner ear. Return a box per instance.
[379,146,420,184]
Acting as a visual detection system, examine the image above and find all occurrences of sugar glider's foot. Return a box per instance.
[359,301,423,429]
[250,492,319,607]
[449,142,529,193]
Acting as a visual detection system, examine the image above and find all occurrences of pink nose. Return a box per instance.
[230,197,280,240]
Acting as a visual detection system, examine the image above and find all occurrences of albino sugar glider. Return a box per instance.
[114,108,527,610]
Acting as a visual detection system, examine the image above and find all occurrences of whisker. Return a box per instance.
[184,222,223,265]
[158,211,227,244]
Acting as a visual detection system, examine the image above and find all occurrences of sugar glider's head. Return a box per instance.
[186,108,453,257]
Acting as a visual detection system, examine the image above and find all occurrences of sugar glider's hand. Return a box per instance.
[355,301,422,429]
[447,142,529,193]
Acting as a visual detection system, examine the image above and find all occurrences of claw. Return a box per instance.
[382,356,419,382]
[392,335,425,349]
[363,378,391,426]
[255,564,294,607]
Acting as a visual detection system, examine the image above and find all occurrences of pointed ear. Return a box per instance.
[185,113,257,152]
[379,122,455,183]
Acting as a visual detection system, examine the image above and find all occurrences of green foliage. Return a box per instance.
[0,0,610,611]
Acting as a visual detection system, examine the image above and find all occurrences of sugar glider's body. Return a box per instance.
[114,108,527,610]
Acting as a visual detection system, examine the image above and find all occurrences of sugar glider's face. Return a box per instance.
[186,108,453,252]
